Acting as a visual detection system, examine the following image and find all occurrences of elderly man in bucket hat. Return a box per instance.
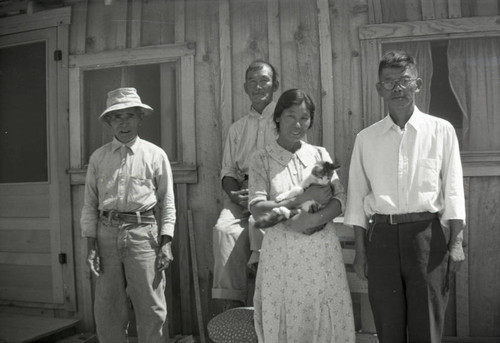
[80,87,175,342]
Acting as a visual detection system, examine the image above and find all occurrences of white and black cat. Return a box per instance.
[254,161,340,231]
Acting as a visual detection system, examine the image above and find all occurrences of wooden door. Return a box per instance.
[0,28,73,307]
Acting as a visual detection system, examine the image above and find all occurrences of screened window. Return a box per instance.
[0,41,47,183]
[69,43,197,183]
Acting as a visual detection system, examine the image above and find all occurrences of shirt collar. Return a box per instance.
[379,106,423,134]
[111,136,140,153]
[266,139,316,167]
[249,101,276,120]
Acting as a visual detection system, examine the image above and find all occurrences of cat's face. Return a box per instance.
[311,161,337,183]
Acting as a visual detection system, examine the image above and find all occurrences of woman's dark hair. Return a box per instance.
[273,89,315,130]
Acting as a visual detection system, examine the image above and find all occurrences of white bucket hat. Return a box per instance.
[99,87,153,122]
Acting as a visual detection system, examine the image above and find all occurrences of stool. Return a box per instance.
[207,307,257,343]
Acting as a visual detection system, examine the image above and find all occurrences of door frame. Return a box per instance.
[0,7,75,311]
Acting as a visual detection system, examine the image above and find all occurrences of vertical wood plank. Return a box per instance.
[176,183,192,334]
[367,0,383,24]
[160,63,177,160]
[69,0,88,55]
[433,0,449,19]
[187,210,206,342]
[447,0,462,18]
[184,0,223,330]
[69,66,83,169]
[316,0,335,159]
[455,177,470,337]
[175,0,186,43]
[267,0,282,86]
[230,0,269,121]
[279,0,322,145]
[141,0,175,46]
[85,1,128,53]
[331,0,368,186]
[468,176,500,336]
[130,0,143,48]
[57,23,77,311]
[420,0,435,19]
[114,1,127,49]
[180,54,197,166]
[219,0,233,145]
[359,39,383,127]
[73,186,95,332]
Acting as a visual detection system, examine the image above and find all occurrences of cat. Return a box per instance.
[254,160,340,232]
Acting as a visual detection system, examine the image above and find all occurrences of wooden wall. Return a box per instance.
[61,0,500,340]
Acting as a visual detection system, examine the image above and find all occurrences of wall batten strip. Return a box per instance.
[456,177,470,337]
[180,55,196,165]
[219,0,232,145]
[69,67,83,169]
[114,1,127,49]
[448,0,462,18]
[420,0,435,20]
[317,0,335,159]
[70,0,88,54]
[130,0,143,48]
[175,0,186,43]
[368,0,383,24]
[267,0,281,86]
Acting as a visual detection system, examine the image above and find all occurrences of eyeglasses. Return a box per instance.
[378,78,417,90]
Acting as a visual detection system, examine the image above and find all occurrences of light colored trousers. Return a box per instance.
[94,218,168,343]
[212,199,264,302]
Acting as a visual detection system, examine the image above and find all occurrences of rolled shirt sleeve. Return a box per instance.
[248,150,270,209]
[344,136,370,230]
[80,156,100,238]
[156,152,176,237]
[220,127,241,182]
[439,124,466,226]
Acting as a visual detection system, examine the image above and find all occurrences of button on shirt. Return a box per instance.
[344,107,465,230]
[220,102,277,182]
[80,137,176,238]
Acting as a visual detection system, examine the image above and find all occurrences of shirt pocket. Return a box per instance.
[128,176,155,203]
[416,158,439,192]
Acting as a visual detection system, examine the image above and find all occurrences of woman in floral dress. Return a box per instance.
[248,89,355,343]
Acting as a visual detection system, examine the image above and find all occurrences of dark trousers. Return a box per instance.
[366,218,450,343]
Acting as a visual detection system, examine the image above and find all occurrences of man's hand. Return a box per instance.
[448,220,465,273]
[229,188,249,209]
[87,248,102,277]
[156,241,174,272]
[353,250,368,281]
[353,226,368,281]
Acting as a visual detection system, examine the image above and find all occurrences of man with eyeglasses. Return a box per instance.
[344,50,465,343]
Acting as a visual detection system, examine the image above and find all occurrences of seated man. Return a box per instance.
[212,60,279,308]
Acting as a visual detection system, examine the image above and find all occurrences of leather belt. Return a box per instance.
[101,209,155,224]
[371,212,437,225]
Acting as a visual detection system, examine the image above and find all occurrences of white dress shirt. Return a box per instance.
[220,102,277,183]
[344,107,465,230]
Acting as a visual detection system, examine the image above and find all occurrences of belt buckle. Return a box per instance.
[389,214,395,225]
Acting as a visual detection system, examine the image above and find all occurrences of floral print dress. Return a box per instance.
[248,140,355,343]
